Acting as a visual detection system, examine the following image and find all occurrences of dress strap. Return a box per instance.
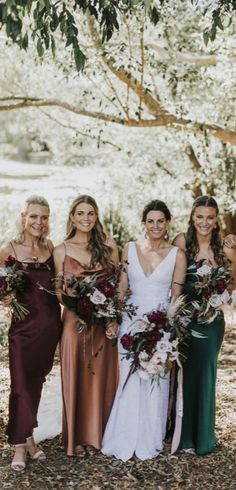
[9,241,18,259]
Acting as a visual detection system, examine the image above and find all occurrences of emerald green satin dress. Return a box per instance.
[180,261,225,455]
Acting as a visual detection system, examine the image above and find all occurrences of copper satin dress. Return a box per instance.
[6,254,62,444]
[60,254,119,456]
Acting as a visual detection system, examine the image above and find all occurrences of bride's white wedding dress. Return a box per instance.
[33,365,62,443]
[102,242,178,461]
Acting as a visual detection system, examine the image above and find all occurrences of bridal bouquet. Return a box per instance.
[55,269,137,332]
[190,263,232,323]
[120,296,190,383]
[0,255,29,321]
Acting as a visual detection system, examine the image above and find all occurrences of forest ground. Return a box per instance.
[0,311,235,490]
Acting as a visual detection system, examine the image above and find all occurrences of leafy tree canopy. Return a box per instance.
[0,0,235,70]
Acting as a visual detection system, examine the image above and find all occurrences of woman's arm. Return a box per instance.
[0,243,14,264]
[223,245,236,292]
[107,237,119,266]
[106,242,129,339]
[117,243,129,301]
[171,248,187,300]
[172,233,186,252]
[223,234,236,249]
[53,244,66,304]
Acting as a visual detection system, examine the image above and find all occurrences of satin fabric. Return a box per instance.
[60,255,118,456]
[7,257,62,444]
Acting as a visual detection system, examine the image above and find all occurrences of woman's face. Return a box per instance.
[22,204,49,238]
[192,206,218,236]
[144,210,169,240]
[71,202,97,233]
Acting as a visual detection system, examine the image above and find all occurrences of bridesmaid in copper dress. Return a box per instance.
[53,195,119,457]
[0,195,62,471]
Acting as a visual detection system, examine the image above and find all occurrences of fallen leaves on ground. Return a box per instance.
[0,316,235,490]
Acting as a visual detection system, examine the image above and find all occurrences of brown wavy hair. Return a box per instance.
[185,196,224,264]
[65,195,113,268]
[15,195,50,245]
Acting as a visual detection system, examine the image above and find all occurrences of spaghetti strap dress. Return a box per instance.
[60,252,119,456]
[179,260,225,455]
[6,246,62,444]
[102,242,178,461]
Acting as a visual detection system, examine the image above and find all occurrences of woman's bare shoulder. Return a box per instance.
[0,242,15,263]
[172,233,186,251]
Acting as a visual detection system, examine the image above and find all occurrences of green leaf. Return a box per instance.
[37,37,44,57]
[203,30,209,46]
[51,35,56,56]
[21,32,28,50]
[74,45,86,71]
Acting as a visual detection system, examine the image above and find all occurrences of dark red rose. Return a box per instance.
[98,280,115,297]
[120,333,134,350]
[202,288,211,299]
[77,296,94,317]
[5,255,16,267]
[0,276,6,288]
[215,279,227,294]
[148,330,161,343]
[147,310,166,328]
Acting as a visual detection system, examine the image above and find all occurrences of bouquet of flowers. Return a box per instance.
[190,263,232,323]
[120,296,191,384]
[0,255,29,321]
[55,269,137,332]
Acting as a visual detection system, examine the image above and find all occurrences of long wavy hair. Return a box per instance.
[15,195,50,245]
[65,195,113,268]
[185,195,224,264]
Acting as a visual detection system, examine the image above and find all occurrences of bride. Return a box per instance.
[101,200,186,461]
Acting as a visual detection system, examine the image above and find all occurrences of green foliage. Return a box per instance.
[103,207,134,257]
[0,0,235,70]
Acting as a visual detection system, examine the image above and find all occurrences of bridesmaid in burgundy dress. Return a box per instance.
[0,195,61,471]
[53,195,119,457]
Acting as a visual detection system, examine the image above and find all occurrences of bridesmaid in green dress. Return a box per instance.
[173,196,236,455]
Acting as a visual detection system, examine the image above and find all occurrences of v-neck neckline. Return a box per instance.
[133,243,175,279]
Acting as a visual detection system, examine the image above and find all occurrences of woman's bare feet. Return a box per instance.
[11,444,27,472]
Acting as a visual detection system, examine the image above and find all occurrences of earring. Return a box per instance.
[165,231,169,241]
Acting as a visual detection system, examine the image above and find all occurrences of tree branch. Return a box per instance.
[1,97,236,145]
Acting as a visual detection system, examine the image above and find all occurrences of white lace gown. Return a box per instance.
[102,242,178,462]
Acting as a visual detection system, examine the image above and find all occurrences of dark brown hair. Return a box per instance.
[65,195,112,268]
[185,195,224,264]
[142,200,171,222]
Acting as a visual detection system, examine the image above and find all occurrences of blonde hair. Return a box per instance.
[65,195,112,268]
[15,195,50,244]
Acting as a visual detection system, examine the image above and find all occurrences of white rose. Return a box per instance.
[196,264,212,277]
[138,351,150,368]
[89,288,106,305]
[220,289,230,304]
[156,333,172,354]
[0,267,7,276]
[151,351,167,364]
[209,294,223,308]
[134,319,149,332]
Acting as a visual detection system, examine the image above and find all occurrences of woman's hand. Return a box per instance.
[106,321,119,339]
[224,234,236,249]
[3,293,15,306]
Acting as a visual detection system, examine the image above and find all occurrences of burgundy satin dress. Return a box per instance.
[6,256,62,444]
[61,254,119,456]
